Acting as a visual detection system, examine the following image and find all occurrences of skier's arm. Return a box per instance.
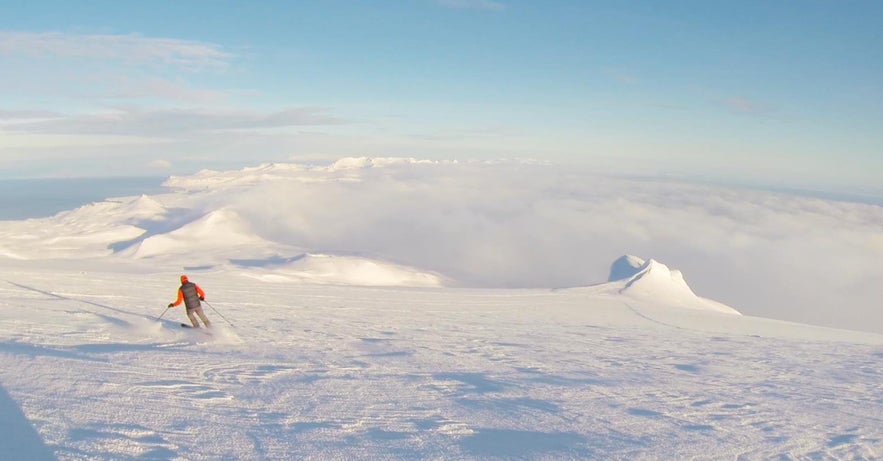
[196,285,206,301]
[170,288,184,307]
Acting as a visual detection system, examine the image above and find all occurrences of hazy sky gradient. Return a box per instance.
[1,1,881,190]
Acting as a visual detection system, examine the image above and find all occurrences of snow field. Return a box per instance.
[1,159,882,459]
[1,266,881,460]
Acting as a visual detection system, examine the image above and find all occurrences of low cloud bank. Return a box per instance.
[161,158,883,333]
[5,157,883,333]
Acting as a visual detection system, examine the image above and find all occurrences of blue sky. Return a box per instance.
[0,0,881,190]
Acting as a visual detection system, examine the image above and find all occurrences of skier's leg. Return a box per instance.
[186,309,199,327]
[195,306,211,327]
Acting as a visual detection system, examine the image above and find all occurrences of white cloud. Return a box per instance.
[2,107,341,136]
[4,157,882,332]
[0,133,164,149]
[178,159,881,333]
[0,32,237,107]
[721,96,774,116]
[148,159,173,170]
[104,77,226,103]
[0,31,233,70]
[0,109,60,120]
[435,0,506,11]
[603,67,640,85]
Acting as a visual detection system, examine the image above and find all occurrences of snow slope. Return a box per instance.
[0,182,442,288]
[1,159,882,459]
[1,264,881,460]
[120,208,272,259]
[236,253,444,287]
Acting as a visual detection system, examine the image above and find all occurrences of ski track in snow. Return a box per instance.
[1,267,882,460]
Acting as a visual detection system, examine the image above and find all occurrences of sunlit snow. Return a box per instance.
[1,159,881,459]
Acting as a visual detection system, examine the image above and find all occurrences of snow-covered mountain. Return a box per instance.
[0,161,733,312]
[1,159,882,459]
[0,174,445,287]
[119,208,272,259]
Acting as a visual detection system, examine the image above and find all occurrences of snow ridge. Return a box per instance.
[607,255,741,315]
[121,208,267,259]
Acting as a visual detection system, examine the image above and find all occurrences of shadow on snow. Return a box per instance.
[0,383,57,460]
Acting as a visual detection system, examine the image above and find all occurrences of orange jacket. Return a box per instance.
[171,283,205,307]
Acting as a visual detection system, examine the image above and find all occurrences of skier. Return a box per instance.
[168,275,211,328]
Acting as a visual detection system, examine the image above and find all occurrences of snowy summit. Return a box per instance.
[598,255,742,315]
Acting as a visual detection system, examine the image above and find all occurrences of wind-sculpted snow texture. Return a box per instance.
[0,266,882,460]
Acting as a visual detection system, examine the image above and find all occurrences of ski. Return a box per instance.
[180,323,213,336]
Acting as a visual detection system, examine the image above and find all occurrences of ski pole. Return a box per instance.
[156,306,170,321]
[202,300,234,327]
